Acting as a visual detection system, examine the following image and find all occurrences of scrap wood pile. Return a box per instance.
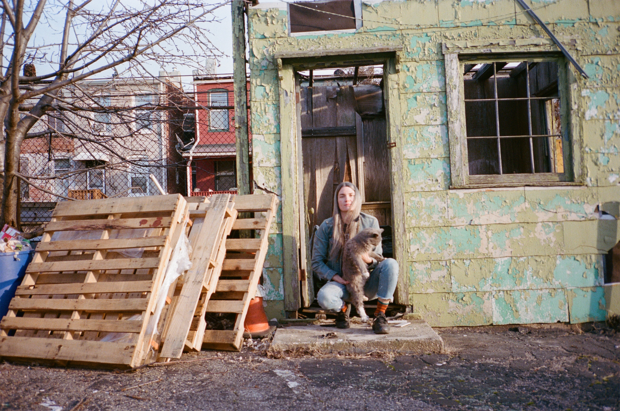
[0,192,277,368]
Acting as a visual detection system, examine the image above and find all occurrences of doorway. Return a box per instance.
[297,65,393,302]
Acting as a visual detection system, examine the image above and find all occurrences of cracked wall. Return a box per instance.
[247,0,620,325]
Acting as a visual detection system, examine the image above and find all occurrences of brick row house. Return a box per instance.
[184,74,250,196]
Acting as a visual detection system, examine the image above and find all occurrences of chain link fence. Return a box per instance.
[18,75,245,232]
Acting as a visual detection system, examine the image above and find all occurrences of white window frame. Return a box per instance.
[87,168,105,192]
[208,90,229,131]
[94,95,112,134]
[54,158,72,196]
[444,45,582,188]
[135,93,159,132]
[128,159,150,196]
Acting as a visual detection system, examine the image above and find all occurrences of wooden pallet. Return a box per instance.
[159,194,237,358]
[201,194,278,351]
[0,195,188,368]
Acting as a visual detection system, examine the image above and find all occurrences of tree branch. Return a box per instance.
[13,172,76,201]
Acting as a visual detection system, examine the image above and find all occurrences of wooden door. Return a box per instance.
[301,85,361,232]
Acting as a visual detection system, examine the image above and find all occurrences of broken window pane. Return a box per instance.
[463,60,563,176]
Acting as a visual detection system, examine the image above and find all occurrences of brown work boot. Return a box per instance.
[335,304,351,329]
[372,312,390,334]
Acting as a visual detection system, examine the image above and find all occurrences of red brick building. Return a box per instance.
[184,75,250,196]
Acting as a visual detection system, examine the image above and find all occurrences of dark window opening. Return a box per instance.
[463,61,563,177]
[215,160,236,191]
[191,167,197,192]
[289,0,357,33]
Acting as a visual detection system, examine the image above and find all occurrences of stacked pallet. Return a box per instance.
[0,193,278,368]
[202,194,278,351]
[159,194,237,359]
[0,195,189,368]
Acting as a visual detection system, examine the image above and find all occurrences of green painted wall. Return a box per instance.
[247,0,620,326]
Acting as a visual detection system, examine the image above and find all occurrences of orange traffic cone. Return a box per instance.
[244,296,274,338]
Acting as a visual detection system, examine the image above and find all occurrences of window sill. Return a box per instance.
[450,181,584,190]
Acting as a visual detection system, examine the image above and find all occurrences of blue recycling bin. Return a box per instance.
[0,250,35,319]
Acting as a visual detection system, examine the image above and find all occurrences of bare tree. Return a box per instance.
[0,0,226,227]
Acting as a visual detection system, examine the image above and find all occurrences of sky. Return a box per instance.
[18,0,236,91]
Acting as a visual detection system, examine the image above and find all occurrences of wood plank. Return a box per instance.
[225,238,261,251]
[44,217,172,232]
[27,258,161,274]
[159,194,232,359]
[233,194,276,212]
[222,259,256,271]
[16,281,153,296]
[301,126,356,138]
[187,206,237,351]
[52,194,181,217]
[8,298,148,312]
[35,273,153,284]
[0,336,134,365]
[36,236,167,252]
[204,300,244,314]
[1,317,144,333]
[201,330,238,344]
[232,218,268,230]
[216,280,250,292]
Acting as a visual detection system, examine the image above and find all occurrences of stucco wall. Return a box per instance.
[247,0,620,325]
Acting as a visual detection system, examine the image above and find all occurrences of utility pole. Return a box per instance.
[231,0,251,195]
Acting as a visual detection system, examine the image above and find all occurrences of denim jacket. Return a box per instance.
[311,212,383,282]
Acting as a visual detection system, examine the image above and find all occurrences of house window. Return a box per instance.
[289,0,362,34]
[191,166,198,192]
[93,95,112,133]
[54,158,72,196]
[135,93,157,131]
[85,160,105,192]
[208,90,229,131]
[129,159,150,196]
[215,160,236,191]
[48,112,65,134]
[446,55,571,187]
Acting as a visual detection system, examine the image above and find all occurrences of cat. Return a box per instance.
[341,228,385,323]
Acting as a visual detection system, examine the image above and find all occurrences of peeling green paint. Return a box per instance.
[261,268,284,301]
[409,260,451,293]
[248,0,620,326]
[406,158,450,191]
[493,289,568,324]
[582,89,611,120]
[567,287,607,323]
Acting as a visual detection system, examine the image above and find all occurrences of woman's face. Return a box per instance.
[337,186,356,212]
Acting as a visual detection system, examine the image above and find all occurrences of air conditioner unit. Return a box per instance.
[92,123,104,132]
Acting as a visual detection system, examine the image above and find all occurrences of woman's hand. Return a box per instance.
[360,253,373,264]
[332,275,349,285]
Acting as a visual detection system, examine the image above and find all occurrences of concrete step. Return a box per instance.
[268,318,444,356]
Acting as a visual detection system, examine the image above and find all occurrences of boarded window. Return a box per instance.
[289,0,357,33]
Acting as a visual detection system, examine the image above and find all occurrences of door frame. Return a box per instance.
[276,48,409,310]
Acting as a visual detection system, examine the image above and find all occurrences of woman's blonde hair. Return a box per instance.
[329,181,362,261]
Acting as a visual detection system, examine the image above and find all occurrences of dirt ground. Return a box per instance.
[0,323,619,410]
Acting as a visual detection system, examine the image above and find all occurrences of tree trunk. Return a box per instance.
[1,128,22,228]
